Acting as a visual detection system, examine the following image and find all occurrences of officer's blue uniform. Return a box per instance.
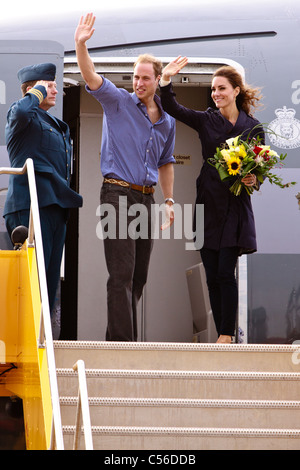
[4,63,83,314]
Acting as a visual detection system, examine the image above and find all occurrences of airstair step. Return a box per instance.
[60,396,300,429]
[62,425,300,450]
[56,368,300,400]
[54,341,300,372]
[54,341,300,450]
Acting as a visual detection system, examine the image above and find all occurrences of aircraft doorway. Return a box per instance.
[62,58,245,342]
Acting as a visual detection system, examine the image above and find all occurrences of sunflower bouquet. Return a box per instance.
[208,134,296,196]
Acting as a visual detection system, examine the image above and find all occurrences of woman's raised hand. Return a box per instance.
[162,56,188,81]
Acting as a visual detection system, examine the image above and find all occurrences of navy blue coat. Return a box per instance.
[4,85,83,216]
[160,83,264,254]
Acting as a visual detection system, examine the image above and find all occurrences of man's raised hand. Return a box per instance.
[75,12,96,45]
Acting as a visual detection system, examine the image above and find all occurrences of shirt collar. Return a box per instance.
[131,92,164,114]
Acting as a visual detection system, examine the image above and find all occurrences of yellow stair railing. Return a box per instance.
[0,158,64,449]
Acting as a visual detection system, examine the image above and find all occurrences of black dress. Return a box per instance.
[160,83,264,255]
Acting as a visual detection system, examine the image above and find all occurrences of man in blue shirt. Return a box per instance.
[75,13,176,341]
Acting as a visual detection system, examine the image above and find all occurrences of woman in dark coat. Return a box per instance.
[160,57,264,343]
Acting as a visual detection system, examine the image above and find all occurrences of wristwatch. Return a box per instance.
[165,198,175,204]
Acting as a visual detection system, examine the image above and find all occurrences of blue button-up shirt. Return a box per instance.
[86,78,176,186]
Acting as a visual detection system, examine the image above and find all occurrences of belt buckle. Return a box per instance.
[142,185,148,194]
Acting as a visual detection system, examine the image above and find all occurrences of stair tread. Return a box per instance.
[54,341,300,373]
[54,340,299,353]
[56,367,300,379]
[62,425,300,437]
[60,396,300,407]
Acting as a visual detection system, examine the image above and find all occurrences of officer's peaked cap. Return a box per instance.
[17,63,56,84]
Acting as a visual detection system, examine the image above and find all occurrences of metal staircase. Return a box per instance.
[54,341,300,450]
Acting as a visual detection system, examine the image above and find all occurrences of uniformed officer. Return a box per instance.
[4,62,83,315]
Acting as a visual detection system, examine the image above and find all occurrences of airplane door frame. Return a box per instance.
[63,56,248,342]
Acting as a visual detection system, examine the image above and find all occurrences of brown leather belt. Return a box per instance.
[103,177,155,194]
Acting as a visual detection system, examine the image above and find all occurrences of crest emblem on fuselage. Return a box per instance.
[269,106,300,149]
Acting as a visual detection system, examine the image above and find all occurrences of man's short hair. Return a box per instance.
[134,54,162,78]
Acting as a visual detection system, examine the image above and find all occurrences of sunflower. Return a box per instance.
[227,156,241,176]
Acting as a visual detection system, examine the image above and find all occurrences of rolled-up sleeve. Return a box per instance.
[158,117,176,167]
